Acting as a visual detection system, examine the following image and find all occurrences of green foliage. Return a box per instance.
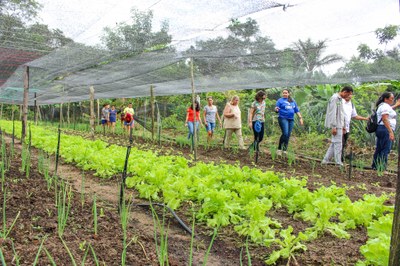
[1,121,395,265]
[102,8,172,54]
[162,114,179,129]
[357,214,393,266]
[375,25,399,45]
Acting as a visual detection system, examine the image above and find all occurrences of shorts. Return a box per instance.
[101,119,108,125]
[124,120,134,126]
[206,122,216,132]
[110,117,116,123]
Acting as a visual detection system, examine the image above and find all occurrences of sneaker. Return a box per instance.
[276,150,282,156]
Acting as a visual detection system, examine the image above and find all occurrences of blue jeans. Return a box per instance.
[205,122,216,133]
[372,125,392,170]
[187,121,200,139]
[278,117,294,151]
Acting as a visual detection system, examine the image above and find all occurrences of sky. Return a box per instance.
[36,0,400,74]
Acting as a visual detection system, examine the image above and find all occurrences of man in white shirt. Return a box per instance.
[342,95,368,161]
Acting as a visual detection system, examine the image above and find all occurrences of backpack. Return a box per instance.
[365,108,381,133]
[124,113,133,123]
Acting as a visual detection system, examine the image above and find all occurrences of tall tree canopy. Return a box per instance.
[0,0,73,52]
[335,25,400,79]
[101,8,172,54]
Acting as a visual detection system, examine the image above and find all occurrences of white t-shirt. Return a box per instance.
[377,102,397,130]
[343,99,357,133]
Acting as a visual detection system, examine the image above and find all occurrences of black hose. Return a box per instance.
[136,202,192,235]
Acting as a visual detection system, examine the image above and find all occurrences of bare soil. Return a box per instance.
[0,130,397,266]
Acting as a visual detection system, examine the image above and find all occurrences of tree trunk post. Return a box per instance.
[33,92,38,125]
[190,58,197,161]
[67,102,70,126]
[151,85,155,141]
[21,65,29,141]
[389,143,400,265]
[89,87,95,139]
[59,103,63,127]
[97,99,100,128]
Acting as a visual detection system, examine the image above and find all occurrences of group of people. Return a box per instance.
[186,86,400,172]
[101,102,135,133]
[322,86,400,171]
[185,89,303,154]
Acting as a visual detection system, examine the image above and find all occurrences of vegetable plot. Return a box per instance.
[0,121,393,264]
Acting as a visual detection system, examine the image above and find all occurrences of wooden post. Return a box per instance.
[37,105,41,122]
[190,58,197,161]
[33,92,37,125]
[150,85,155,141]
[21,65,29,141]
[89,87,95,138]
[97,99,100,127]
[67,102,70,126]
[389,143,400,265]
[59,103,63,126]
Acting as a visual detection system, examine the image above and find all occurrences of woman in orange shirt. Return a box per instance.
[185,101,203,140]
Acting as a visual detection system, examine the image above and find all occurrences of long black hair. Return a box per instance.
[376,92,393,108]
[190,101,200,111]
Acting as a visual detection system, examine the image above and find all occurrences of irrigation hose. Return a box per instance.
[135,202,192,235]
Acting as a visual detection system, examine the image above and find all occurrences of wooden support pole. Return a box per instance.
[33,92,37,125]
[389,143,400,265]
[89,87,95,138]
[37,105,41,122]
[97,99,100,127]
[151,85,155,141]
[21,65,29,141]
[59,103,63,126]
[190,58,197,161]
[67,102,70,126]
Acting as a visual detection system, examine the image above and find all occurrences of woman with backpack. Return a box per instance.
[248,90,266,152]
[123,103,135,133]
[372,92,400,171]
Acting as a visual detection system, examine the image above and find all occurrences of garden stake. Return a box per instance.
[119,127,133,212]
[348,147,353,179]
[12,112,15,147]
[28,123,32,151]
[55,125,61,175]
[389,134,400,265]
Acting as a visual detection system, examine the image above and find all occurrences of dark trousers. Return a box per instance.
[251,121,264,151]
[278,117,294,151]
[342,132,350,161]
[372,125,392,170]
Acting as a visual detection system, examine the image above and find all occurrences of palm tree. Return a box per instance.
[293,38,342,75]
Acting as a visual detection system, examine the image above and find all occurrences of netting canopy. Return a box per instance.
[0,0,399,105]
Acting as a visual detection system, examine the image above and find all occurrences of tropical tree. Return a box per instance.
[292,38,342,75]
[334,25,400,79]
[101,8,172,54]
[0,0,72,51]
[185,18,278,76]
[375,25,399,46]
